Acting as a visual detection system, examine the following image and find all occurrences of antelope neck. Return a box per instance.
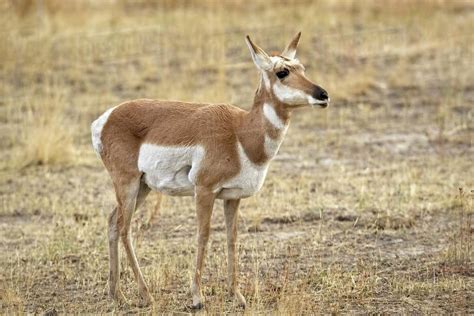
[236,77,291,165]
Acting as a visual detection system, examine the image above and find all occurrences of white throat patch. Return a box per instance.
[262,103,288,159]
[263,103,287,130]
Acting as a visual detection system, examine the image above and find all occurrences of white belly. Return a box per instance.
[137,142,269,199]
[137,144,204,196]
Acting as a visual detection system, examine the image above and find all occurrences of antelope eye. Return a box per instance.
[276,69,289,79]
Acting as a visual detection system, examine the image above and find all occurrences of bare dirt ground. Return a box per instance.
[0,1,473,314]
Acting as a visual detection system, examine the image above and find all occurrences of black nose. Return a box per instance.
[320,90,329,100]
[313,86,329,101]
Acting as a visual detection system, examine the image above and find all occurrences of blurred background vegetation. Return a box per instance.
[1,0,472,168]
[0,0,472,314]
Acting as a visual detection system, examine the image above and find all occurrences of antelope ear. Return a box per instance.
[245,35,273,71]
[281,32,301,59]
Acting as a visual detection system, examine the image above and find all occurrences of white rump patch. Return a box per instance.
[138,144,205,196]
[91,106,117,155]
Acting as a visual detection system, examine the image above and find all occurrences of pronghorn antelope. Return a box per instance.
[91,32,329,309]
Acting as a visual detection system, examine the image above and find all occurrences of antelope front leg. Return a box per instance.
[224,199,246,308]
[191,186,216,309]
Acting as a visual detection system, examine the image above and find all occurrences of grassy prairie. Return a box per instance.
[0,0,473,313]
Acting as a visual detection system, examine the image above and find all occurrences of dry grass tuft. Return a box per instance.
[440,188,473,265]
[4,93,75,170]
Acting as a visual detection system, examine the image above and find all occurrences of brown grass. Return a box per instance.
[3,90,75,170]
[0,0,473,314]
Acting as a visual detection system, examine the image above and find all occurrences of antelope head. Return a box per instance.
[246,32,330,108]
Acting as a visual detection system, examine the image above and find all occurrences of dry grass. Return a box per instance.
[3,89,75,170]
[0,0,473,314]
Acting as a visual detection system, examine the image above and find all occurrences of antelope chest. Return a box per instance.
[137,143,269,199]
[218,143,269,199]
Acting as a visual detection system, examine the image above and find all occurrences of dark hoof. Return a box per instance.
[190,302,204,310]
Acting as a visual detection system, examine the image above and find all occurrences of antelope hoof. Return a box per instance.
[191,302,204,310]
[109,289,127,305]
[138,292,154,307]
[191,291,204,310]
[234,291,246,309]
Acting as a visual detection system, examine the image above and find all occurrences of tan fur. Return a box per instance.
[94,32,328,308]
